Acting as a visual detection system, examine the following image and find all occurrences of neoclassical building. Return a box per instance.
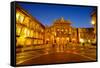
[45,17,96,45]
[78,28,95,43]
[16,4,45,53]
[45,17,79,45]
[91,9,97,44]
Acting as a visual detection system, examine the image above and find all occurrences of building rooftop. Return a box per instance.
[16,4,45,28]
[53,17,71,25]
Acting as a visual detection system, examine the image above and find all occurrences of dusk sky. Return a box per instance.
[18,3,95,28]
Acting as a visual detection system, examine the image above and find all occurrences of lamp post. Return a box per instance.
[91,19,96,44]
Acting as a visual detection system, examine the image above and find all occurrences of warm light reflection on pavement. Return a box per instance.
[16,44,96,65]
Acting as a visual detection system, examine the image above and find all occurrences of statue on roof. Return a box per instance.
[61,17,65,22]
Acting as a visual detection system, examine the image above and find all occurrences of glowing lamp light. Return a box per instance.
[47,38,49,41]
[66,37,69,40]
[54,32,56,36]
[79,38,84,43]
[57,29,60,31]
[61,29,64,31]
[91,20,95,25]
[57,37,59,40]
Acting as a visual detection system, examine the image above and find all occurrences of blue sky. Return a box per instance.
[18,3,95,28]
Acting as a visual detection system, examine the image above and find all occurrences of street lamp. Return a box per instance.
[91,20,95,25]
[79,38,84,43]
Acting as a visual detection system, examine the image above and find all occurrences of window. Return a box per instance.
[29,21,32,28]
[16,24,22,36]
[34,40,37,44]
[32,21,36,29]
[21,27,29,37]
[33,31,36,38]
[23,17,30,27]
[36,32,38,38]
[35,24,39,30]
[27,29,30,37]
[25,39,32,46]
[17,36,26,45]
[19,13,24,23]
[30,30,33,37]
[16,12,20,22]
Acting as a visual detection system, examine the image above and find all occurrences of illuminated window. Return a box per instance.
[40,34,42,39]
[23,17,30,27]
[32,21,36,28]
[16,12,20,22]
[41,40,43,44]
[21,27,29,37]
[27,29,30,37]
[30,21,34,29]
[25,39,32,45]
[30,30,33,37]
[17,36,26,45]
[38,40,43,44]
[61,29,64,31]
[39,40,41,44]
[41,29,44,33]
[25,28,30,37]
[16,24,22,36]
[19,14,24,23]
[35,32,38,38]
[36,24,39,30]
[24,28,27,37]
[57,29,60,31]
[33,31,36,38]
[37,40,39,44]
[34,40,37,44]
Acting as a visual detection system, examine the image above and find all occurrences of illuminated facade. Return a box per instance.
[71,28,79,43]
[16,5,45,53]
[91,10,96,33]
[45,17,95,45]
[16,4,96,51]
[78,28,95,43]
[45,17,79,46]
[91,10,97,44]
